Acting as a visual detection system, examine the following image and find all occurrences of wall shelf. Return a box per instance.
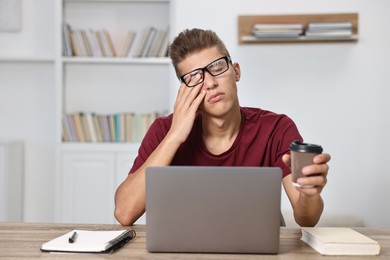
[0,56,55,63]
[62,57,170,64]
[238,13,358,44]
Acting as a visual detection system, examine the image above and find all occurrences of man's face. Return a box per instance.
[177,47,241,117]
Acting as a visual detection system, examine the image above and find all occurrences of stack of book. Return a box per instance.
[251,23,303,38]
[62,23,169,58]
[305,22,353,39]
[62,111,166,143]
[132,26,170,58]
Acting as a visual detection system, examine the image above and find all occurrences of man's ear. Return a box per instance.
[233,63,241,82]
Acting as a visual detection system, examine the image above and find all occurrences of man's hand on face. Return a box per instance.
[169,76,207,144]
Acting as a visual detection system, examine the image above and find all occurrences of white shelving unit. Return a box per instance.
[54,0,171,224]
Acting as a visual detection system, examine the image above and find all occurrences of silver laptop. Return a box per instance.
[145,166,282,254]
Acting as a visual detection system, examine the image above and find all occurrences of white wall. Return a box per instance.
[0,0,56,222]
[170,0,390,227]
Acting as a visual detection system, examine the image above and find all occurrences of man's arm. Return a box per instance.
[114,83,207,226]
[114,133,183,226]
[282,153,331,227]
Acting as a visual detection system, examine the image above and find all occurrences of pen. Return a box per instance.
[68,231,77,243]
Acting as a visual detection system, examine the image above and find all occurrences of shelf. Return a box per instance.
[64,0,169,2]
[62,57,170,64]
[0,56,55,63]
[238,13,358,44]
[60,142,141,152]
[241,35,358,43]
[58,0,171,144]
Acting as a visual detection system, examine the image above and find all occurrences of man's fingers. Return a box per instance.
[189,89,207,113]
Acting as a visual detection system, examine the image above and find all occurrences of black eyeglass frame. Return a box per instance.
[178,56,232,88]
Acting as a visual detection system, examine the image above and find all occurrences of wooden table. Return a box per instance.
[0,222,389,259]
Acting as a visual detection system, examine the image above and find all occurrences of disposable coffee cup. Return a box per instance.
[290,141,323,188]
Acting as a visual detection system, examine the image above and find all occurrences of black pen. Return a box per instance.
[68,231,77,243]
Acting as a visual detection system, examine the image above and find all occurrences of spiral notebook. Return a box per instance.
[41,229,136,254]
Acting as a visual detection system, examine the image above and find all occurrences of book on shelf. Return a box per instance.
[62,23,73,57]
[157,27,170,57]
[143,27,158,57]
[72,113,86,142]
[84,113,98,142]
[307,22,353,31]
[149,29,165,57]
[251,23,303,38]
[100,115,111,142]
[253,23,303,31]
[305,30,353,39]
[62,111,165,143]
[86,29,103,57]
[41,229,136,254]
[305,21,353,39]
[95,30,107,57]
[62,24,119,57]
[97,30,113,57]
[133,26,153,57]
[69,30,81,56]
[132,27,169,58]
[62,23,169,58]
[117,30,137,57]
[103,29,116,57]
[301,227,381,256]
[80,30,93,56]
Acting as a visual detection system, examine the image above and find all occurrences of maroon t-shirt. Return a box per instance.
[130,107,303,178]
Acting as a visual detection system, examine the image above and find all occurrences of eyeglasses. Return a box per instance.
[179,56,232,88]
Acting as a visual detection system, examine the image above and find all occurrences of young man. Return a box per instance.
[114,28,331,227]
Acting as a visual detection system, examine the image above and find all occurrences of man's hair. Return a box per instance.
[169,28,230,76]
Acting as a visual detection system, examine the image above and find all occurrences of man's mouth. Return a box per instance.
[208,92,225,103]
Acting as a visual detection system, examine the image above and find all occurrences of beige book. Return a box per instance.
[103,29,116,57]
[80,30,92,56]
[84,113,98,142]
[93,114,104,142]
[95,31,107,57]
[117,31,136,57]
[70,31,82,57]
[72,113,86,142]
[301,227,381,256]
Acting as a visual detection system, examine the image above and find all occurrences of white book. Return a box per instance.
[253,23,303,31]
[75,30,88,57]
[86,29,103,57]
[301,227,381,256]
[80,30,93,57]
[102,29,116,57]
[62,23,73,56]
[133,27,152,57]
[305,30,353,38]
[157,28,170,57]
[307,22,353,31]
[253,30,302,38]
[97,30,112,57]
[149,29,165,57]
[143,27,158,57]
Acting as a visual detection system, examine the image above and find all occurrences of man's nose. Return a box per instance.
[202,70,217,90]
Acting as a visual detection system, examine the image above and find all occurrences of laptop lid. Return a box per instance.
[145,166,282,254]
